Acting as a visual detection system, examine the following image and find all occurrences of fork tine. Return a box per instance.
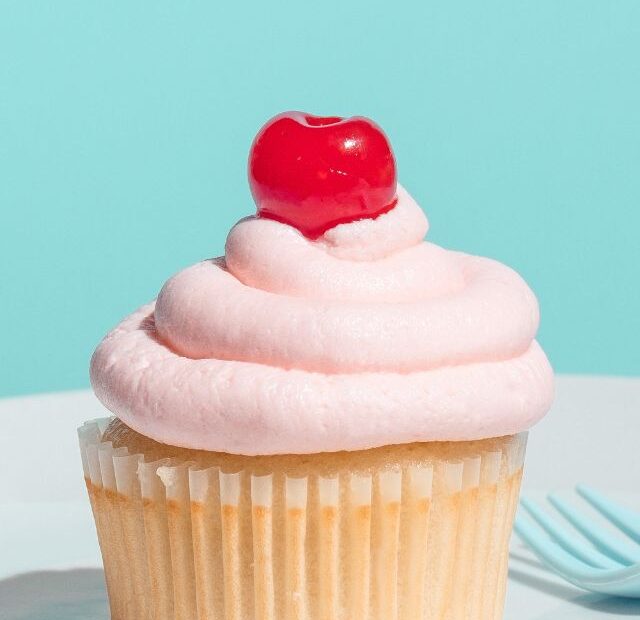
[548,493,640,566]
[513,514,600,579]
[516,515,640,598]
[520,497,619,569]
[577,485,640,545]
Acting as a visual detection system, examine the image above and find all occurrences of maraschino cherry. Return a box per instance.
[248,111,397,238]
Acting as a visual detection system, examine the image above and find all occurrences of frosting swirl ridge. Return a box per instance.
[90,185,554,454]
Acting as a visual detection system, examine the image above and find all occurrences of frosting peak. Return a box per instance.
[90,186,553,455]
[313,185,428,260]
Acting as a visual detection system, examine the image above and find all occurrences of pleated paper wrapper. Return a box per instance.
[79,418,526,620]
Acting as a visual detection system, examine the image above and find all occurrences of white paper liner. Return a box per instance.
[79,418,527,620]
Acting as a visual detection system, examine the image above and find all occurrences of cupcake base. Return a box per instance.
[79,419,526,620]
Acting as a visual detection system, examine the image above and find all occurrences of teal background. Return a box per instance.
[1,1,639,397]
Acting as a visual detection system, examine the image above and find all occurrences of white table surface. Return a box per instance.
[1,375,639,618]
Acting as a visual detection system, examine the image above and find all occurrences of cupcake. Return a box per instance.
[81,111,554,620]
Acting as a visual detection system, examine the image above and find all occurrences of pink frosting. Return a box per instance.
[90,185,554,455]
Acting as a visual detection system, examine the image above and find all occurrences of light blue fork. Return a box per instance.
[514,485,640,598]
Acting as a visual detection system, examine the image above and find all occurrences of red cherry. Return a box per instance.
[248,111,397,238]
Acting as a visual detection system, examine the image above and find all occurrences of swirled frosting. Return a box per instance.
[90,185,553,454]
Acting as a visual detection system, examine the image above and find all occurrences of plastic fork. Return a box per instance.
[513,485,640,598]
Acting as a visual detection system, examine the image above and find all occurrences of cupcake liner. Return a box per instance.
[79,418,526,620]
